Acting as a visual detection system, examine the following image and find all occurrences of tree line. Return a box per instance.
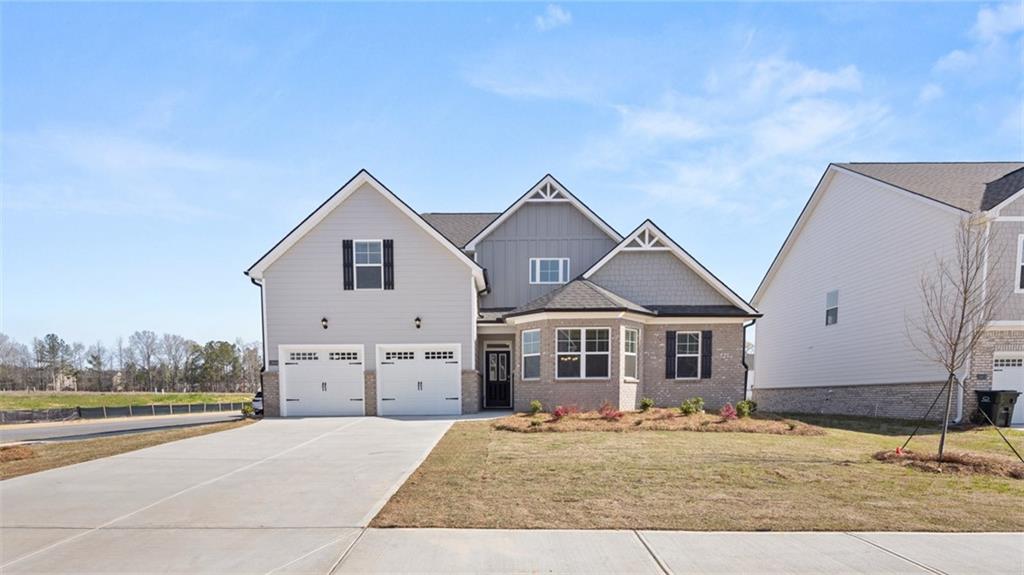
[0,332,261,393]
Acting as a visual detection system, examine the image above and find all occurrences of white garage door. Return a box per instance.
[377,344,461,416]
[993,354,1024,425]
[279,345,365,417]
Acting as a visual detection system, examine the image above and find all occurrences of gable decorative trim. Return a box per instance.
[463,174,621,251]
[582,220,758,315]
[245,169,486,290]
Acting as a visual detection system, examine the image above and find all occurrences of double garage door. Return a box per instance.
[278,344,461,416]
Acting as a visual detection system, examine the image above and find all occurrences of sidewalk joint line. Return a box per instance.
[844,532,946,575]
[633,530,672,575]
[0,418,365,570]
[327,527,368,575]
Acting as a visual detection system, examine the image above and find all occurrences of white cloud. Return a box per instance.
[972,2,1024,43]
[616,104,707,141]
[918,83,944,103]
[535,4,572,32]
[934,48,975,72]
[747,59,862,100]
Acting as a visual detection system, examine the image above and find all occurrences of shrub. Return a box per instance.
[680,397,704,416]
[598,401,623,421]
[529,420,542,428]
[529,400,543,415]
[551,405,579,420]
[719,402,738,420]
[639,397,654,412]
[241,404,255,417]
[736,400,757,418]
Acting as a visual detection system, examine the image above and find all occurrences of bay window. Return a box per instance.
[557,328,609,379]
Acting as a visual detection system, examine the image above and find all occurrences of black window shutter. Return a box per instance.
[342,239,354,290]
[700,330,713,379]
[665,331,676,379]
[383,239,394,290]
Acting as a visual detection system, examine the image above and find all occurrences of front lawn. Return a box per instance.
[371,415,1024,531]
[0,392,252,411]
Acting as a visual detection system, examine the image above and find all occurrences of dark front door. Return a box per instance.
[484,350,512,409]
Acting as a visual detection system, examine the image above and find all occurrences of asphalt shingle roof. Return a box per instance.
[420,212,500,247]
[837,162,1024,212]
[507,280,652,317]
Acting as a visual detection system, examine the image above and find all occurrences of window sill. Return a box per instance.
[674,377,700,381]
[624,378,640,383]
[553,378,611,382]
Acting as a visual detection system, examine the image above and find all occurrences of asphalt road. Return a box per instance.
[0,412,243,443]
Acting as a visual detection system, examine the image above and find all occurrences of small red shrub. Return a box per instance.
[598,401,623,421]
[719,402,738,420]
[551,405,580,420]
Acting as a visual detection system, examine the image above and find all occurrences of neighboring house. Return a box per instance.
[246,170,759,417]
[751,162,1024,423]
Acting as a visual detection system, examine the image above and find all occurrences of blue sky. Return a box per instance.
[3,2,1022,346]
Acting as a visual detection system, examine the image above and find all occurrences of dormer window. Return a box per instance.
[529,258,569,284]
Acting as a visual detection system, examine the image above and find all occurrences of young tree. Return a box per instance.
[86,342,108,390]
[908,215,1006,460]
[34,334,69,390]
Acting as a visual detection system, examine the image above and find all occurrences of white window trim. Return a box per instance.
[674,331,701,380]
[623,327,639,382]
[354,239,384,291]
[555,327,610,380]
[825,290,839,326]
[529,257,570,285]
[521,329,541,380]
[1016,234,1024,294]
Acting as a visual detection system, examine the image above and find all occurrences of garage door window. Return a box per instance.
[329,351,358,361]
[385,351,415,361]
[995,358,1023,368]
[556,328,609,379]
[289,352,319,361]
[425,351,455,360]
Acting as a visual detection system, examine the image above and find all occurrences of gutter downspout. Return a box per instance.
[248,275,266,399]
[742,319,756,400]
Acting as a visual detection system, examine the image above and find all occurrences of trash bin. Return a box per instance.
[975,390,1020,427]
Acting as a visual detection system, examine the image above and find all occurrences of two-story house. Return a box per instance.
[752,162,1024,424]
[246,170,759,417]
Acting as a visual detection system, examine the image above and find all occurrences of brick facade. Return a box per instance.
[754,330,1024,421]
[462,370,482,413]
[261,371,280,417]
[511,318,747,412]
[364,371,377,416]
[639,323,746,410]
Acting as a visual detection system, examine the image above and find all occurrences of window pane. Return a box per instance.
[356,266,382,289]
[557,354,580,378]
[826,308,838,326]
[826,290,838,309]
[561,259,570,281]
[522,330,540,355]
[624,329,637,353]
[1020,264,1024,289]
[586,329,609,352]
[523,355,540,379]
[676,356,698,378]
[676,333,699,355]
[585,353,609,378]
[557,330,580,353]
[624,355,637,379]
[539,259,560,282]
[530,261,537,283]
[355,241,382,265]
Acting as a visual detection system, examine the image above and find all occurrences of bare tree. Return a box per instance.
[908,215,1005,460]
[129,330,160,390]
[86,342,108,390]
[161,333,189,390]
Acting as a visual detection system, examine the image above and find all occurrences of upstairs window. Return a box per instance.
[354,240,383,290]
[1016,235,1024,293]
[825,290,839,326]
[529,258,570,284]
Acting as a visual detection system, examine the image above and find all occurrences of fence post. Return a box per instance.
[128,405,133,417]
[102,406,107,419]
[169,404,173,415]
[151,404,156,416]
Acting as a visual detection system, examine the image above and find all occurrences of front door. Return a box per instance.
[484,350,512,409]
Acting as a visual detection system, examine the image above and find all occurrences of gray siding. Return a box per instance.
[990,219,1024,321]
[588,251,730,305]
[476,202,617,309]
[263,183,475,369]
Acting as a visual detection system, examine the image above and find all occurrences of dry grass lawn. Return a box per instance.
[0,392,252,411]
[372,415,1024,531]
[0,419,254,480]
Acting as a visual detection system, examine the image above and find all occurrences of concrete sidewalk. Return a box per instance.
[333,529,1022,574]
[0,411,242,443]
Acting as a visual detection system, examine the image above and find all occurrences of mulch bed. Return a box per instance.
[0,444,36,463]
[492,408,824,436]
[874,449,1024,479]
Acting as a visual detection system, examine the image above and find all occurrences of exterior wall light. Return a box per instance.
[414,316,422,329]
[321,317,329,330]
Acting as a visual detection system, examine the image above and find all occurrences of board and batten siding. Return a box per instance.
[588,251,730,305]
[989,218,1024,321]
[475,202,618,309]
[262,183,475,369]
[754,169,960,390]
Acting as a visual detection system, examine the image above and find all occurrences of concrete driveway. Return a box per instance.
[0,417,453,574]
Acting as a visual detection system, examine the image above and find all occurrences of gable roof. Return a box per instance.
[245,169,486,289]
[420,212,499,247]
[505,279,652,318]
[582,219,759,315]
[752,161,1024,306]
[837,162,1024,212]
[463,174,622,251]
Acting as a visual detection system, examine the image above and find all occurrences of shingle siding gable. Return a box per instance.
[588,251,730,306]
